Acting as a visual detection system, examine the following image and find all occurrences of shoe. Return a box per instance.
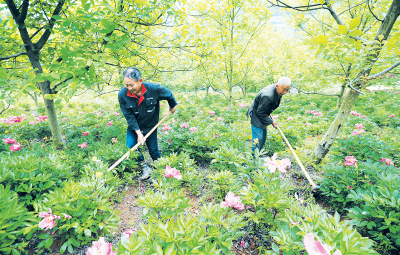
[139,161,153,180]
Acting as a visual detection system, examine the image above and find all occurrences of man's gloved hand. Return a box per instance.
[272,122,278,129]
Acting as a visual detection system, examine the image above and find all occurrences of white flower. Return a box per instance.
[362,212,367,215]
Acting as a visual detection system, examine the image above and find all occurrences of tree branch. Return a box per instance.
[294,87,339,96]
[368,60,400,79]
[338,1,367,16]
[0,44,26,61]
[367,0,383,22]
[18,0,29,22]
[35,0,66,52]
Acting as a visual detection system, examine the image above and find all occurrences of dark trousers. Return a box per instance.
[126,128,160,162]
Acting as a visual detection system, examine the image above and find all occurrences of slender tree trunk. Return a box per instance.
[26,51,65,149]
[314,90,359,163]
[313,0,400,163]
[336,83,346,108]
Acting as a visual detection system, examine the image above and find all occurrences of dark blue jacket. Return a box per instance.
[246,84,282,129]
[118,82,178,133]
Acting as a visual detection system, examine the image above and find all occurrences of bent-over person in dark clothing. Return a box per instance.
[246,77,291,155]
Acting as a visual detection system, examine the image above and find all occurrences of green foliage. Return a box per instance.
[0,185,38,255]
[347,171,400,253]
[137,189,191,224]
[265,203,379,255]
[331,134,397,163]
[117,203,246,255]
[34,179,119,254]
[240,169,293,228]
[209,143,245,171]
[207,170,240,199]
[0,153,73,207]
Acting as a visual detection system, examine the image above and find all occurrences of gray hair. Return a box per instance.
[122,67,141,81]
[277,77,291,86]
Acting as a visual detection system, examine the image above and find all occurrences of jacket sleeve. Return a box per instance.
[256,95,273,126]
[118,94,140,130]
[157,85,178,108]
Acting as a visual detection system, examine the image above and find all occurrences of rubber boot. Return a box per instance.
[139,161,153,180]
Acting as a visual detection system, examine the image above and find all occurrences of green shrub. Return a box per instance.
[0,184,38,255]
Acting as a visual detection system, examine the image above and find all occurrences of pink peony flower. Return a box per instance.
[287,117,294,121]
[355,123,364,129]
[29,121,36,125]
[189,127,197,132]
[199,111,204,114]
[165,165,182,180]
[113,112,120,116]
[344,156,358,168]
[287,99,290,102]
[214,134,219,138]
[306,110,310,114]
[272,115,279,119]
[38,208,59,230]
[289,218,300,225]
[10,143,21,151]
[209,111,215,116]
[304,233,342,255]
[102,110,106,113]
[240,240,245,248]
[62,213,72,219]
[180,123,189,128]
[305,122,312,126]
[389,114,395,117]
[221,191,245,210]
[107,121,113,126]
[168,140,171,144]
[111,138,118,143]
[217,117,223,121]
[347,186,353,189]
[79,111,84,114]
[352,129,365,136]
[361,115,366,118]
[311,110,317,114]
[264,153,291,173]
[381,158,394,166]
[97,113,102,116]
[62,118,67,122]
[82,132,89,136]
[2,138,16,144]
[86,237,116,255]
[78,142,88,149]
[122,229,136,239]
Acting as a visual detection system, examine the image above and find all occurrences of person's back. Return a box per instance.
[246,77,291,155]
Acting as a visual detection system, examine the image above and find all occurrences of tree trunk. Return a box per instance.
[26,51,65,150]
[314,90,359,163]
[336,83,346,108]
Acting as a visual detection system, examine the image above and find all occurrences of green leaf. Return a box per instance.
[338,25,348,35]
[349,17,361,30]
[0,68,8,81]
[84,229,91,236]
[60,242,68,254]
[44,237,54,249]
[348,30,363,37]
[316,35,328,46]
[272,242,279,253]
[165,243,175,255]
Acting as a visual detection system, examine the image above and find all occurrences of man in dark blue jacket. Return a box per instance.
[118,67,178,180]
[246,77,291,155]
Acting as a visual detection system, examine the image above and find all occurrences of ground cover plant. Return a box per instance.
[0,85,399,254]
